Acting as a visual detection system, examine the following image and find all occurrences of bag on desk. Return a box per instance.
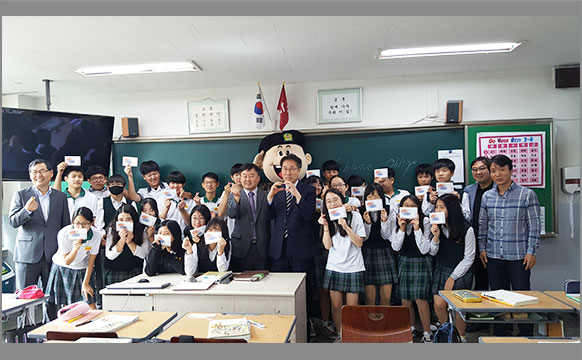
[433,322,461,343]
[15,285,45,299]
[57,301,90,322]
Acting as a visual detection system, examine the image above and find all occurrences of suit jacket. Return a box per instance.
[268,181,317,260]
[226,189,270,259]
[8,186,70,264]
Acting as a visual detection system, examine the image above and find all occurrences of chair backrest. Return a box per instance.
[341,305,413,343]
[564,279,580,294]
[169,335,247,343]
[46,331,118,341]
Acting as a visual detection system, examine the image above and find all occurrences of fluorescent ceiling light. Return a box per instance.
[378,42,522,59]
[73,61,201,77]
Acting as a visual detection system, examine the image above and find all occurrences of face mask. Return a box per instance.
[109,185,124,195]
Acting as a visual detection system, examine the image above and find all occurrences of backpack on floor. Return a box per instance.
[433,322,461,343]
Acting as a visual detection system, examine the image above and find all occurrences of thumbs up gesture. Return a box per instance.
[25,196,39,212]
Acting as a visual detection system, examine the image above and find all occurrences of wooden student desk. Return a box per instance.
[2,293,49,343]
[100,272,307,343]
[479,336,580,343]
[543,291,580,315]
[156,313,296,343]
[439,290,575,337]
[27,311,177,342]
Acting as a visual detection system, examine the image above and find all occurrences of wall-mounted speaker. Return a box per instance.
[446,100,463,124]
[555,65,580,88]
[121,117,139,137]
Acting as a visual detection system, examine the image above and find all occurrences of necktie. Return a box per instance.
[248,191,257,240]
[284,190,293,239]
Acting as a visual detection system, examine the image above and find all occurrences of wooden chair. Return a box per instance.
[341,305,413,343]
[46,331,118,341]
[170,335,247,343]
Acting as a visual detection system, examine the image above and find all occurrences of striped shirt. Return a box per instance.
[478,181,541,260]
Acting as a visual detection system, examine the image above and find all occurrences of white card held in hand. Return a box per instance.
[351,186,365,197]
[156,234,172,247]
[436,182,454,195]
[399,207,418,219]
[429,212,446,224]
[204,231,222,245]
[122,156,139,167]
[64,156,81,166]
[190,226,206,238]
[415,185,430,197]
[116,221,134,233]
[139,213,157,227]
[328,206,348,221]
[315,198,322,211]
[306,169,321,178]
[162,189,178,200]
[374,168,388,178]
[365,199,383,212]
[68,228,88,240]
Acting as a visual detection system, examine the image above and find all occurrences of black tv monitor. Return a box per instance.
[2,107,115,181]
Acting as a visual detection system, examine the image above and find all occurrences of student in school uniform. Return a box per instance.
[329,175,361,209]
[103,204,149,285]
[86,165,110,199]
[321,160,341,186]
[346,174,366,204]
[360,183,398,306]
[422,158,469,218]
[217,163,242,236]
[414,163,435,203]
[462,156,494,333]
[305,174,336,338]
[46,207,104,310]
[430,194,475,343]
[374,167,410,211]
[145,220,187,276]
[319,188,366,343]
[125,160,170,214]
[140,197,162,245]
[160,171,195,232]
[53,164,104,230]
[183,217,231,276]
[193,172,223,217]
[390,194,435,343]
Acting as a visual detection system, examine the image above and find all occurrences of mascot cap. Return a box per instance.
[258,130,306,153]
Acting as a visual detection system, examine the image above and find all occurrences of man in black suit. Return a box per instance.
[227,163,270,271]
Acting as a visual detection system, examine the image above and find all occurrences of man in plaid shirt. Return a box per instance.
[478,154,541,336]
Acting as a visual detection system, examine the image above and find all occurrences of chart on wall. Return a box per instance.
[476,131,546,188]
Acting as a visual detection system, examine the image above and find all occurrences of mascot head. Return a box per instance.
[253,130,312,183]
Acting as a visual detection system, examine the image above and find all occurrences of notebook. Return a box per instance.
[75,314,139,333]
[207,318,251,340]
[105,282,171,290]
[480,289,539,307]
[196,271,233,283]
[172,279,215,291]
[233,270,269,282]
[451,290,482,303]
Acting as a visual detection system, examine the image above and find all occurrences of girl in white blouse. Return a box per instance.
[183,217,231,276]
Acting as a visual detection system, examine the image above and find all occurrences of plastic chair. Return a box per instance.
[564,279,580,294]
[170,335,247,343]
[341,305,413,343]
[46,331,118,341]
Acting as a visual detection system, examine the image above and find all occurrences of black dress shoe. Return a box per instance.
[466,323,490,333]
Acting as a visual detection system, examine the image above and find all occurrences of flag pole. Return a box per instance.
[258,82,273,130]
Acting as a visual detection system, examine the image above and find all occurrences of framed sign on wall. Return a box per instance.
[317,88,362,124]
[188,98,230,134]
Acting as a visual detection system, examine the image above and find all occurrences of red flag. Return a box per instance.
[277,83,289,131]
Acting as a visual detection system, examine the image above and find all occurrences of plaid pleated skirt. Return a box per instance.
[323,269,364,294]
[431,264,473,295]
[103,267,142,286]
[313,243,329,288]
[397,255,433,300]
[362,247,399,286]
[46,263,96,306]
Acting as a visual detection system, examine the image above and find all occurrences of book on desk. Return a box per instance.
[233,270,269,282]
[75,314,139,333]
[207,318,251,340]
[480,290,539,307]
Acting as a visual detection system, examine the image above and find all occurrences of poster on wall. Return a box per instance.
[317,88,362,124]
[477,131,546,188]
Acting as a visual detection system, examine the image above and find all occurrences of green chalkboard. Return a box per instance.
[112,126,465,196]
[466,120,555,236]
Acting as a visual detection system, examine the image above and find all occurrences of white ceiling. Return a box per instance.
[2,16,580,98]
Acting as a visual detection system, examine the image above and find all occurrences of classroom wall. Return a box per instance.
[3,66,580,289]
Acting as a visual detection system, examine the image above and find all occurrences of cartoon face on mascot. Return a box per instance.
[253,130,312,183]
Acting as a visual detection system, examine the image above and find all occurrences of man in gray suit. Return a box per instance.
[227,163,270,271]
[9,159,70,292]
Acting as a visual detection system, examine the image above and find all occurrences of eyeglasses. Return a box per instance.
[89,175,107,181]
[73,222,91,226]
[471,166,488,173]
[192,216,206,221]
[281,167,298,173]
[331,183,346,189]
[203,180,217,185]
[29,169,50,176]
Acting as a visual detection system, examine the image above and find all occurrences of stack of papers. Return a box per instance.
[207,318,251,340]
[480,290,539,307]
[197,271,233,283]
[75,314,139,333]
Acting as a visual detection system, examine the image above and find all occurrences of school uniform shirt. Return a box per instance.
[144,245,187,276]
[52,225,103,270]
[385,189,410,211]
[65,188,104,230]
[326,211,367,273]
[201,193,224,215]
[105,227,151,261]
[422,190,471,218]
[137,182,170,214]
[363,215,391,243]
[390,217,436,255]
[347,196,361,207]
[163,198,195,232]
[428,226,476,280]
[88,186,110,199]
[184,245,231,277]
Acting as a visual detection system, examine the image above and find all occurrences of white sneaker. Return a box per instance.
[322,320,337,337]
[421,332,433,343]
[309,319,316,337]
[333,335,342,343]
